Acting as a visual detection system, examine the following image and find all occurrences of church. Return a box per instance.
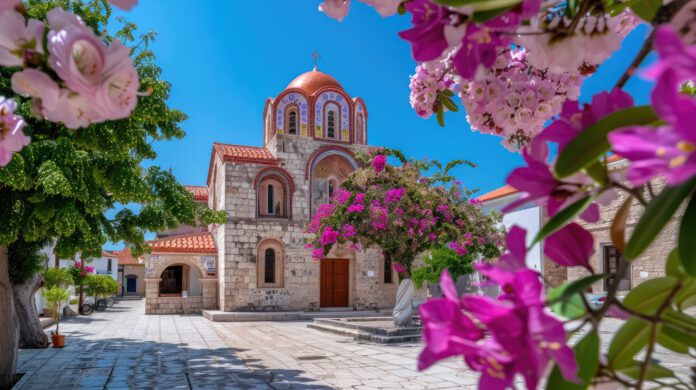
[133,69,398,314]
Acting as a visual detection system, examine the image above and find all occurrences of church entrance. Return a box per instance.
[320,258,349,307]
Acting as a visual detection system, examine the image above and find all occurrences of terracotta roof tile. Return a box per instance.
[148,232,217,254]
[184,185,209,201]
[101,250,115,258]
[111,248,143,265]
[213,143,279,165]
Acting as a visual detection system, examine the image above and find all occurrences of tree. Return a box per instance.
[0,1,226,387]
[84,274,118,298]
[412,246,476,290]
[306,149,503,324]
[40,286,69,336]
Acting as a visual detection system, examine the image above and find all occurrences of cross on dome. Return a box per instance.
[311,50,321,70]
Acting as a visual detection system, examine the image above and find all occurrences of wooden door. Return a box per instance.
[320,259,349,307]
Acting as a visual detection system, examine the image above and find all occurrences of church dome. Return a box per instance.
[286,70,344,96]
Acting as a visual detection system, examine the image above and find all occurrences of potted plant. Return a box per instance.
[40,268,73,318]
[41,286,70,348]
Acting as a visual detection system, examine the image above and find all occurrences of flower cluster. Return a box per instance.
[408,60,456,119]
[0,1,139,166]
[319,0,401,21]
[460,49,584,151]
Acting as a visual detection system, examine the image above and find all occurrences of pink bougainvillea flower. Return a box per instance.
[94,39,139,120]
[398,0,449,62]
[47,8,106,96]
[108,0,138,11]
[0,10,45,67]
[504,138,601,223]
[544,222,594,271]
[0,97,30,166]
[372,154,387,174]
[319,226,339,246]
[11,69,61,112]
[332,188,352,205]
[609,28,696,186]
[393,262,406,273]
[362,0,400,17]
[319,0,351,21]
[385,187,405,203]
[418,270,484,370]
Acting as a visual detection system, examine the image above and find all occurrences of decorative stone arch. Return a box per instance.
[263,98,274,144]
[273,89,310,137]
[150,255,208,281]
[253,167,295,219]
[304,146,359,180]
[353,98,368,144]
[306,146,360,215]
[256,238,285,288]
[314,89,351,141]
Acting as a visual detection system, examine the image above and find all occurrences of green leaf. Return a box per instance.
[657,324,690,353]
[661,322,696,349]
[555,274,606,304]
[608,318,651,370]
[666,249,688,280]
[37,160,73,197]
[436,103,445,127]
[555,106,658,178]
[664,309,696,332]
[678,194,696,276]
[627,0,663,21]
[623,277,678,315]
[585,161,609,184]
[625,177,696,260]
[545,331,599,390]
[441,96,459,112]
[547,283,586,319]
[619,362,674,380]
[674,278,696,309]
[533,196,594,243]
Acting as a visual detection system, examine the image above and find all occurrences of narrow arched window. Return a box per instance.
[267,184,274,214]
[357,113,364,144]
[327,111,336,138]
[264,248,276,284]
[288,110,297,135]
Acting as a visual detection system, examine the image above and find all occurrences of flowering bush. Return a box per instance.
[0,0,141,167]
[320,0,696,388]
[306,149,503,274]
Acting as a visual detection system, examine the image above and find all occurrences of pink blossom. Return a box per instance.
[94,40,140,120]
[47,8,106,97]
[11,69,60,113]
[543,223,594,271]
[361,0,400,17]
[354,192,366,203]
[0,10,45,67]
[108,0,138,11]
[332,188,351,205]
[393,262,406,273]
[319,226,339,246]
[312,248,324,260]
[385,187,405,203]
[0,97,30,166]
[448,242,468,256]
[347,203,364,213]
[341,224,357,239]
[42,89,102,129]
[319,0,350,21]
[0,0,20,16]
[372,154,387,174]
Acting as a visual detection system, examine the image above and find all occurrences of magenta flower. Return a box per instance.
[372,154,387,174]
[332,188,352,205]
[544,223,594,271]
[393,262,406,273]
[340,223,356,239]
[385,187,405,203]
[609,28,696,186]
[319,226,339,246]
[0,97,30,166]
[504,138,600,223]
[108,0,138,11]
[398,0,449,63]
[347,203,364,213]
[312,248,324,260]
[354,192,366,203]
[418,270,484,370]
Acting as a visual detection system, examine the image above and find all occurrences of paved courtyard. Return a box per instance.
[16,300,694,389]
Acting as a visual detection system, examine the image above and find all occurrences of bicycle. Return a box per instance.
[94,298,108,312]
[106,296,116,308]
[80,297,95,315]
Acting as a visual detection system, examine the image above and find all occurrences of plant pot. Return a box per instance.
[51,333,65,348]
[43,307,55,318]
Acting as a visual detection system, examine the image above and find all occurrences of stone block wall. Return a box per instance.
[146,295,204,314]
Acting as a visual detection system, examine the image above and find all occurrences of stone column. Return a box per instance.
[200,278,218,310]
[144,278,161,315]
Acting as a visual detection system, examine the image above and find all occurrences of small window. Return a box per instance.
[288,111,297,135]
[384,254,393,284]
[107,259,112,272]
[267,184,274,214]
[264,248,276,284]
[603,245,631,291]
[327,111,336,138]
[357,113,364,143]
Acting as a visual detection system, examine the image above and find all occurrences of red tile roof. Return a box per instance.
[477,155,626,203]
[101,250,115,258]
[214,143,279,165]
[185,185,209,201]
[112,248,143,266]
[148,232,217,254]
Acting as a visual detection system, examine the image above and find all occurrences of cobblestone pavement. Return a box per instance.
[16,300,695,389]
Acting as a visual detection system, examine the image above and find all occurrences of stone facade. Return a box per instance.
[145,70,397,314]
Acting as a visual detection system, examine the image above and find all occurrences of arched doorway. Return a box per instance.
[159,264,203,297]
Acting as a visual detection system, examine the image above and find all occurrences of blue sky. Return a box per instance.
[107,1,654,244]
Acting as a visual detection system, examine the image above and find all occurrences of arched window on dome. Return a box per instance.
[287,109,298,135]
[327,111,336,138]
[356,113,365,144]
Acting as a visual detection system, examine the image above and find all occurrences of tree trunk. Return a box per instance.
[13,272,48,349]
[0,247,19,389]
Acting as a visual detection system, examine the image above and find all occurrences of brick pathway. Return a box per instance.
[16,300,694,389]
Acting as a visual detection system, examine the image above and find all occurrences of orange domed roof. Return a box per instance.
[286,70,344,96]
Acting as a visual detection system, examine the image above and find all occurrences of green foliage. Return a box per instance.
[41,268,72,289]
[0,0,227,275]
[413,246,480,289]
[41,286,70,313]
[547,282,587,319]
[678,194,696,275]
[8,238,48,284]
[622,276,679,315]
[608,318,651,370]
[84,275,119,298]
[554,106,659,178]
[533,196,595,243]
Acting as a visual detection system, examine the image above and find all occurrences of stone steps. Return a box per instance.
[307,317,422,344]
